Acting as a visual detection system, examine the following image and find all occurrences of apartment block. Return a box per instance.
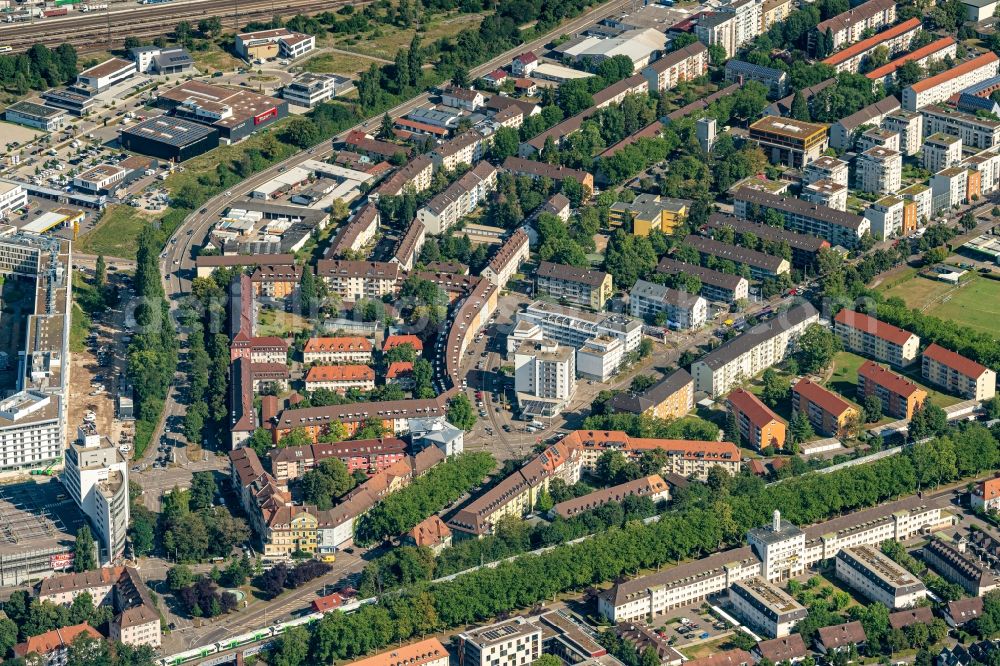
[835,546,927,609]
[882,110,924,156]
[833,309,920,367]
[792,378,859,437]
[417,161,497,234]
[820,17,920,74]
[684,235,790,280]
[802,180,848,212]
[864,196,908,241]
[641,42,709,92]
[922,104,1000,151]
[303,365,376,394]
[857,127,900,154]
[923,538,999,597]
[513,338,577,416]
[748,116,829,168]
[656,257,749,304]
[814,0,896,51]
[704,214,830,269]
[609,194,690,236]
[733,189,869,247]
[831,96,901,151]
[315,260,401,302]
[536,261,613,311]
[302,337,373,364]
[857,361,927,419]
[629,279,708,330]
[802,156,849,187]
[964,149,1000,196]
[866,37,957,88]
[695,13,737,58]
[857,146,901,195]
[350,639,449,666]
[922,343,996,400]
[691,303,819,397]
[269,438,407,482]
[972,475,1000,512]
[609,368,694,421]
[482,229,529,289]
[902,51,1000,111]
[727,388,786,451]
[923,133,963,173]
[725,60,788,97]
[729,577,807,638]
[551,474,670,520]
[932,166,974,212]
[900,183,932,224]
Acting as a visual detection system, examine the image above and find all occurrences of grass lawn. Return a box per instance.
[828,350,962,409]
[332,12,484,60]
[77,205,156,259]
[190,44,243,73]
[70,303,91,354]
[880,273,1000,337]
[299,52,384,76]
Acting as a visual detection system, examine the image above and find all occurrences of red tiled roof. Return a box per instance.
[304,337,373,353]
[923,343,990,380]
[386,361,414,379]
[909,51,999,93]
[866,36,956,80]
[979,475,1000,502]
[305,365,375,382]
[822,18,920,67]
[727,388,783,429]
[858,360,925,398]
[312,592,344,613]
[793,378,855,418]
[14,624,102,658]
[408,515,452,547]
[834,309,915,346]
[383,334,424,353]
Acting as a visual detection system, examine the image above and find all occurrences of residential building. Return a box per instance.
[963,149,1000,196]
[881,110,924,156]
[748,116,829,168]
[692,303,819,397]
[817,622,867,655]
[902,52,1000,111]
[922,343,997,401]
[234,28,315,60]
[564,430,742,481]
[857,127,900,153]
[755,635,808,664]
[922,104,1000,151]
[932,166,976,212]
[820,18,920,74]
[551,474,670,520]
[802,156,849,187]
[864,195,907,241]
[391,220,426,271]
[608,369,695,421]
[655,257,749,304]
[609,193,689,236]
[350,639,450,666]
[63,425,129,564]
[857,146,902,195]
[867,37,957,88]
[684,235,790,279]
[946,597,985,627]
[888,607,934,631]
[542,193,571,222]
[834,309,920,367]
[346,131,411,162]
[814,0,896,51]
[13,624,103,664]
[924,133,964,173]
[303,365,376,394]
[835,545,927,609]
[641,42,709,92]
[3,100,65,131]
[511,52,538,76]
[458,618,542,666]
[724,60,788,97]
[302,337,374,364]
[250,263,301,299]
[695,13,737,59]
[792,378,860,437]
[857,360,927,419]
[282,72,350,107]
[761,0,793,30]
[802,179,848,212]
[733,189,869,248]
[727,388,786,450]
[503,157,595,193]
[384,335,423,354]
[629,279,708,330]
[417,161,497,234]
[705,214,829,269]
[923,538,999,596]
[386,362,414,390]
[404,516,453,553]
[315,260,401,302]
[272,397,450,441]
[409,416,465,456]
[900,183,932,224]
[729,577,807,638]
[536,262,613,311]
[829,96,900,150]
[481,229,529,289]
[429,130,488,171]
[972,475,1000,512]
[269,438,408,483]
[514,338,577,416]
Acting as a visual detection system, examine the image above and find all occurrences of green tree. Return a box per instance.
[791,91,810,121]
[95,255,107,291]
[796,324,840,373]
[0,615,17,657]
[189,472,217,512]
[167,564,195,593]
[725,409,742,447]
[789,410,814,444]
[301,459,356,510]
[272,626,310,666]
[378,113,395,140]
[447,394,477,431]
[74,526,96,572]
[197,16,223,37]
[863,394,883,423]
[279,117,321,149]
[535,488,554,513]
[761,368,790,408]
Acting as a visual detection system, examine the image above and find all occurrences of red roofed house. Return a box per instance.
[483,69,509,87]
[834,309,920,367]
[857,360,926,419]
[346,638,449,666]
[303,337,374,364]
[514,78,537,96]
[312,592,345,613]
[383,334,424,354]
[386,361,415,390]
[922,343,997,401]
[727,388,786,450]
[816,621,867,654]
[14,623,103,663]
[685,649,753,666]
[512,51,538,76]
[973,474,1000,512]
[304,365,376,393]
[404,515,453,553]
[792,379,860,438]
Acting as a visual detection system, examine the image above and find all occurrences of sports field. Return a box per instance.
[879,274,1000,337]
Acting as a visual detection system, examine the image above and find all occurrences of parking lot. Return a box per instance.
[645,606,736,657]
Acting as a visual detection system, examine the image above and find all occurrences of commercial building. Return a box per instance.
[129,45,194,75]
[282,72,351,107]
[972,476,1000,512]
[866,37,957,88]
[729,577,807,638]
[655,257,749,304]
[924,133,963,173]
[724,60,787,97]
[481,229,529,289]
[458,618,542,666]
[119,116,219,162]
[514,338,577,417]
[684,235,790,280]
[922,104,1000,151]
[923,538,999,596]
[629,279,708,330]
[73,164,128,195]
[234,28,315,60]
[922,343,996,401]
[857,360,927,419]
[727,388,786,451]
[733,189,869,248]
[553,27,667,72]
[3,100,65,131]
[609,194,689,236]
[409,416,465,457]
[835,545,927,609]
[158,80,288,144]
[834,309,920,367]
[856,146,901,195]
[0,181,27,219]
[269,438,407,483]
[303,337,374,364]
[902,51,1000,111]
[551,475,670,520]
[748,116,829,168]
[75,57,136,94]
[417,161,497,235]
[704,214,830,270]
[802,155,849,187]
[536,262,613,311]
[792,378,859,437]
[814,0,896,51]
[820,17,920,74]
[63,425,129,564]
[691,303,819,397]
[608,369,694,421]
[303,365,376,394]
[641,42,709,92]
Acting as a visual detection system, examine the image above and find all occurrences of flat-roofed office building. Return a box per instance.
[729,577,808,638]
[835,545,927,609]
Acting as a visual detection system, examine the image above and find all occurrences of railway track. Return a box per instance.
[0,0,346,53]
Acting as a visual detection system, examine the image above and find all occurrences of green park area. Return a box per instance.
[77,205,153,260]
[879,273,1000,337]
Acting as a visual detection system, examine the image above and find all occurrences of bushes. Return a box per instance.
[256,560,333,598]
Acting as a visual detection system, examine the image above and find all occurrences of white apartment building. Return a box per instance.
[864,196,906,240]
[923,133,963,174]
[729,576,808,638]
[0,391,63,473]
[440,87,485,112]
[695,13,737,58]
[629,279,708,330]
[902,52,1000,111]
[965,150,1000,195]
[722,0,763,51]
[900,183,932,224]
[816,0,896,51]
[482,229,529,289]
[883,110,924,156]
[577,335,626,383]
[802,156,849,187]
[514,338,576,415]
[0,180,27,219]
[931,167,970,212]
[315,260,401,302]
[691,303,818,397]
[801,179,848,211]
[835,545,927,609]
[416,161,497,234]
[833,309,920,367]
[641,42,708,92]
[734,189,870,248]
[922,104,1000,151]
[857,146,901,195]
[63,425,130,564]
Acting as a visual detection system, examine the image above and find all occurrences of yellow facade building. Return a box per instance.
[609,193,689,236]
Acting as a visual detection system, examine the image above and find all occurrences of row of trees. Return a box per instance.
[256,560,332,598]
[0,43,77,95]
[354,452,495,545]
